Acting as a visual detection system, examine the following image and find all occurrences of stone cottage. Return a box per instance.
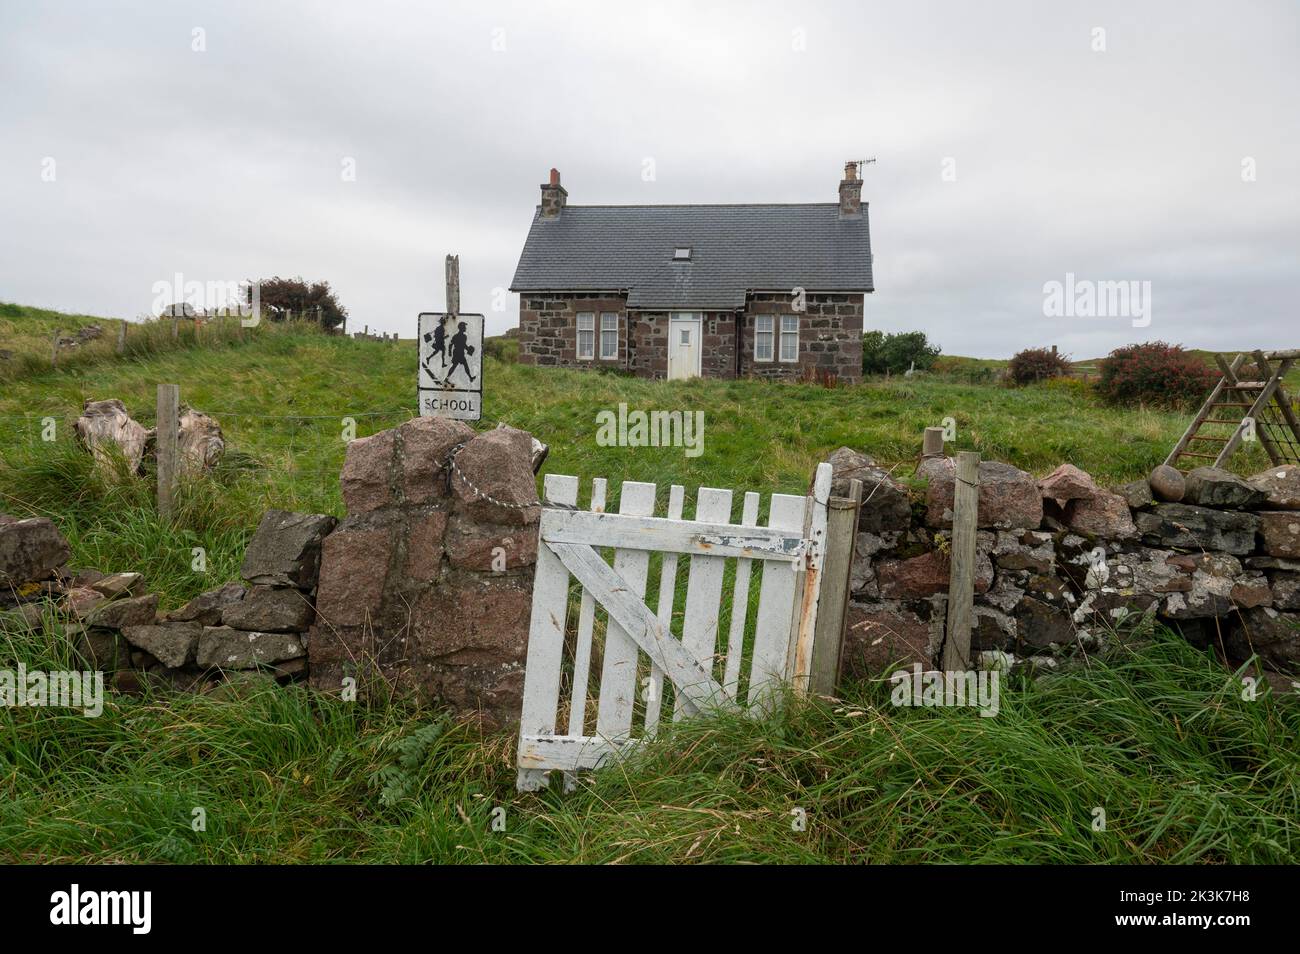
[509,164,873,383]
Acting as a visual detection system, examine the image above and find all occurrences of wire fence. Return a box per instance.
[0,403,418,515]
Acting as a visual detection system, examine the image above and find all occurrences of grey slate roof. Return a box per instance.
[510,203,872,310]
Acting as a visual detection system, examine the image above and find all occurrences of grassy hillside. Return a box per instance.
[1,309,1296,864]
[0,301,256,384]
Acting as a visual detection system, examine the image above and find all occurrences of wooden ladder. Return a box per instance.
[1164,349,1300,472]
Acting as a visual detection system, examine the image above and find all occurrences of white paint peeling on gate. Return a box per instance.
[516,464,832,791]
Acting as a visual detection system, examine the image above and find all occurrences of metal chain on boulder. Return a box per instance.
[442,439,541,511]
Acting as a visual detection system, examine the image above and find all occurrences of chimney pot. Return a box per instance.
[549,168,561,186]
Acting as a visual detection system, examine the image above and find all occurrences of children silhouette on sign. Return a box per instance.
[425,320,447,368]
[421,316,476,386]
[447,321,476,383]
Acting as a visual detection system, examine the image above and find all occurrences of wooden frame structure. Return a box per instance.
[1164,349,1300,472]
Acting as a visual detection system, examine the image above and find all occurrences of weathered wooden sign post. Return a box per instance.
[418,253,483,421]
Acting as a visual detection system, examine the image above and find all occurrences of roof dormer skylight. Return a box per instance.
[673,247,692,261]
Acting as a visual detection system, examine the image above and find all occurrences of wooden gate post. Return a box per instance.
[156,383,180,521]
[942,451,980,670]
[809,477,862,696]
[117,320,127,355]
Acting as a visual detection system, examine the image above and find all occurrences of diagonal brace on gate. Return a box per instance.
[548,541,737,717]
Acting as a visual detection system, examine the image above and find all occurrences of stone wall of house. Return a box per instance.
[831,450,1300,691]
[628,312,737,379]
[518,292,864,384]
[516,292,628,369]
[739,293,864,384]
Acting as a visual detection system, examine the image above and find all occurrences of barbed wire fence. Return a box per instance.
[0,393,542,516]
[0,403,419,514]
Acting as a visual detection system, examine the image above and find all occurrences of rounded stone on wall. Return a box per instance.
[1148,464,1185,502]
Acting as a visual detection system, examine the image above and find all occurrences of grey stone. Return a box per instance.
[1133,503,1260,555]
[1148,465,1185,502]
[1248,464,1300,510]
[90,571,142,599]
[63,586,106,619]
[1160,553,1271,619]
[1071,547,1190,624]
[1259,511,1300,559]
[849,530,899,597]
[220,585,314,633]
[1183,467,1269,509]
[0,601,50,631]
[198,626,306,669]
[827,447,911,533]
[165,582,247,626]
[1247,555,1300,572]
[1225,607,1300,673]
[971,604,1016,651]
[1119,479,1154,509]
[981,572,1026,614]
[121,621,202,668]
[75,628,132,671]
[1014,594,1076,649]
[240,510,337,588]
[0,517,71,587]
[85,593,158,629]
[992,530,1055,573]
[1271,573,1300,611]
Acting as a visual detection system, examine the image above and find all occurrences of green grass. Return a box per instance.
[1,305,1295,864]
[2,616,1295,863]
[0,301,258,385]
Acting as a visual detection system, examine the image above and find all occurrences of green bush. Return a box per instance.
[1097,341,1217,409]
[1008,347,1072,385]
[862,330,941,375]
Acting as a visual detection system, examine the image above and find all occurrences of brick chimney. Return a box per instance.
[540,168,567,219]
[838,161,863,217]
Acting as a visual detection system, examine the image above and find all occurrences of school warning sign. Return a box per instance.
[418,312,484,421]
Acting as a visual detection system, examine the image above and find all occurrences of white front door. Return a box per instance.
[667,314,702,380]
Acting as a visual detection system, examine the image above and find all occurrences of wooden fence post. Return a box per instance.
[51,330,60,368]
[446,254,460,315]
[942,451,980,670]
[117,320,127,354]
[156,383,180,521]
[810,477,862,696]
[922,426,945,458]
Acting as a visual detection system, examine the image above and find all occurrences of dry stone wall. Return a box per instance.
[0,508,329,694]
[2,417,543,724]
[836,449,1300,689]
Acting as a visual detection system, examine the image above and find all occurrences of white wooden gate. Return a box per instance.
[517,463,831,791]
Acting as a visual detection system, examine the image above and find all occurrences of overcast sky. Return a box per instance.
[2,0,1297,357]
